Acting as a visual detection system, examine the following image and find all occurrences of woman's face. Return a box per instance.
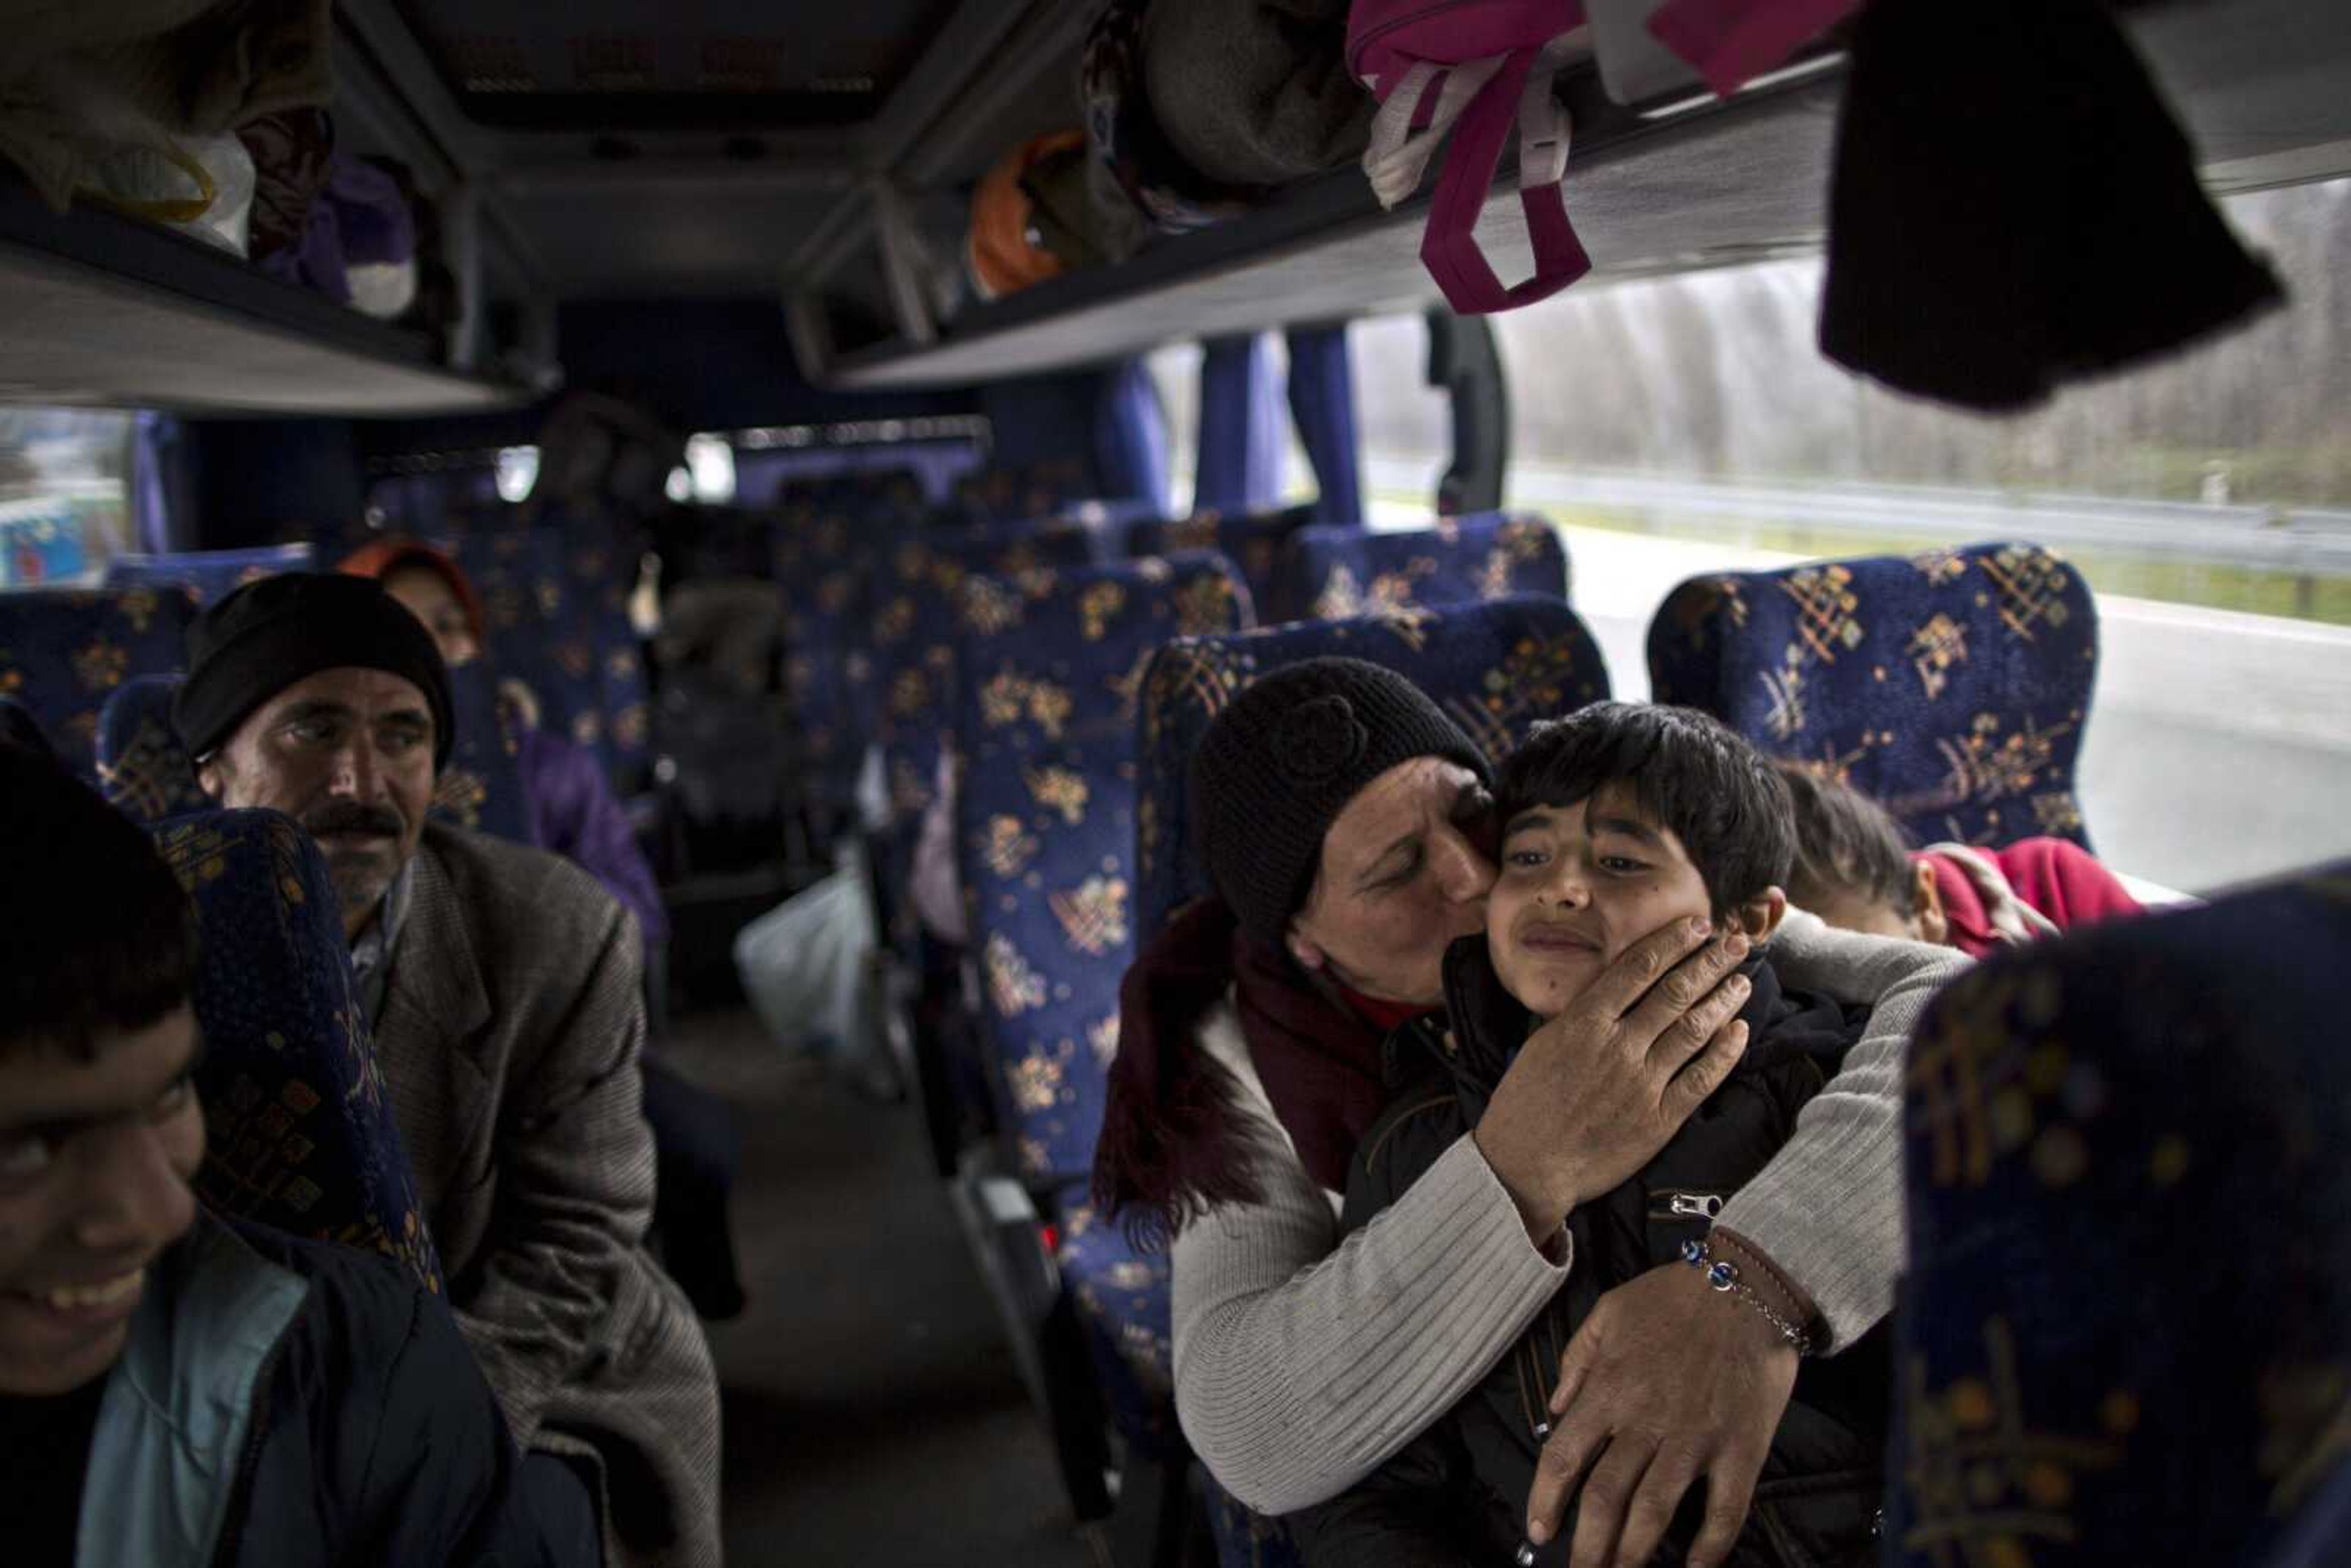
[381,564,479,669]
[1286,757,1497,1007]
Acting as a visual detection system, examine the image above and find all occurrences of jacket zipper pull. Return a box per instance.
[1654,1190,1727,1220]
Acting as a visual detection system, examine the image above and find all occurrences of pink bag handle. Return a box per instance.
[1419,48,1591,314]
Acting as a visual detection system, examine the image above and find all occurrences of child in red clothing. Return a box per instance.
[1774,763,2142,957]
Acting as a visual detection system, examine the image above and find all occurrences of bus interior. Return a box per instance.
[3,1,2349,1564]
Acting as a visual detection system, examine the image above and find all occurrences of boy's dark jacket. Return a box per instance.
[1288,936,1890,1568]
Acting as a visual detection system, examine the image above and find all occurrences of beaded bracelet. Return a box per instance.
[1679,1237,1816,1357]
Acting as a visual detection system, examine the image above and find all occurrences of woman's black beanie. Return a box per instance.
[1188,656,1490,951]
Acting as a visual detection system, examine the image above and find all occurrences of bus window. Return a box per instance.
[1357,177,2351,895]
[0,408,136,587]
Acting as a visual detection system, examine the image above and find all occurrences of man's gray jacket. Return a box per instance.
[375,821,721,1568]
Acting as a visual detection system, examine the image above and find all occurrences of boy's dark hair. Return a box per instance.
[1774,761,1918,917]
[0,747,198,1061]
[1495,702,1794,918]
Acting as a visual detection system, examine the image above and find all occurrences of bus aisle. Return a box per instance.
[659,1007,1107,1568]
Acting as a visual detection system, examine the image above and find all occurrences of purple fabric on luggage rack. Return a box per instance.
[257,152,415,305]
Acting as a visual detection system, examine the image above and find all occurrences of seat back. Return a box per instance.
[432,660,535,845]
[457,526,648,788]
[105,544,315,604]
[954,552,1253,1191]
[153,808,442,1292]
[870,523,1102,952]
[775,500,918,830]
[1647,541,2099,849]
[1894,862,2351,1566]
[1280,512,1570,621]
[945,459,1095,527]
[0,692,54,756]
[97,674,208,823]
[0,584,199,781]
[1125,503,1318,625]
[557,527,653,788]
[1135,595,1611,943]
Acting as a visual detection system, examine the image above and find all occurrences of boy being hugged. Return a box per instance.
[1291,703,1889,1568]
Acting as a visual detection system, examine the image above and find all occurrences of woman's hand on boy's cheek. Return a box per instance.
[1524,1261,1799,1568]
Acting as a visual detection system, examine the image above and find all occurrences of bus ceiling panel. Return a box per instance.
[0,185,522,416]
[830,0,2351,390]
[499,184,847,299]
[385,0,963,132]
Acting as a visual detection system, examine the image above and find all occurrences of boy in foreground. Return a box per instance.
[1292,704,1891,1567]
[0,748,549,1567]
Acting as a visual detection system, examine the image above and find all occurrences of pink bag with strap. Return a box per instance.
[1646,0,1862,97]
[1346,0,1592,314]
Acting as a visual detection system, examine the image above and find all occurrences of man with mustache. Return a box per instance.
[176,573,720,1568]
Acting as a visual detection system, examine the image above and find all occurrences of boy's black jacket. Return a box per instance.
[1288,934,1890,1568]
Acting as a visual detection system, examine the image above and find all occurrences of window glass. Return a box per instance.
[495,445,541,503]
[1356,177,2351,893]
[684,433,737,505]
[1147,336,1321,514]
[0,408,134,588]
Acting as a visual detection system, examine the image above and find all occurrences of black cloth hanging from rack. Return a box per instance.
[1818,0,2284,413]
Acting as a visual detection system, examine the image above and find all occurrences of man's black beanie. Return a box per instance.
[1190,656,1490,953]
[173,573,455,768]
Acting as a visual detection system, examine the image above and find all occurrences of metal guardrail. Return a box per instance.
[1367,458,2351,581]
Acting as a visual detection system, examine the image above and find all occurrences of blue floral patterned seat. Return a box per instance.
[1125,504,1315,626]
[97,674,208,824]
[774,501,918,831]
[153,808,442,1293]
[105,544,315,604]
[1,693,53,754]
[1135,595,1614,944]
[457,527,647,787]
[955,551,1251,1461]
[946,459,1096,527]
[557,526,653,787]
[433,660,535,846]
[1278,513,1570,623]
[871,523,1103,956]
[0,584,199,782]
[1646,542,2099,849]
[1894,861,2351,1567]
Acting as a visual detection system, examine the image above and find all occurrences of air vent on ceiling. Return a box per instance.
[701,39,784,93]
[448,32,533,94]
[570,36,658,92]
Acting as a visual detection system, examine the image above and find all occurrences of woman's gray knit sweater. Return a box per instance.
[1167,910,1967,1515]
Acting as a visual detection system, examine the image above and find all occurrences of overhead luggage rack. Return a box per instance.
[827,0,2351,391]
[0,181,525,416]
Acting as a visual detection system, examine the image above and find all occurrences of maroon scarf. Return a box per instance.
[1095,897,1402,1246]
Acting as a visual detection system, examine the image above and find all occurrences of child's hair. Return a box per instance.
[1773,761,1916,917]
[0,746,199,1062]
[1495,702,1793,918]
